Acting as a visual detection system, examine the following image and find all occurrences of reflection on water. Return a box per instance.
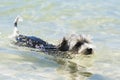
[0,0,120,80]
[0,47,94,80]
[56,58,93,80]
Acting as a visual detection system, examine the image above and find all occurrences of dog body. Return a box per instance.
[15,35,57,51]
[10,16,94,57]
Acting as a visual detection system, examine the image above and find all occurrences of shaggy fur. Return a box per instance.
[10,16,94,57]
[58,34,94,55]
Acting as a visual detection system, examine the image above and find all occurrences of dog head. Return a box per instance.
[58,34,95,55]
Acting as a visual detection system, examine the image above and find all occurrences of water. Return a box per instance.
[0,0,120,80]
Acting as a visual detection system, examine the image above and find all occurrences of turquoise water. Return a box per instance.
[0,0,120,80]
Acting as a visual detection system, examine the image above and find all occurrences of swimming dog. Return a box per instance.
[10,16,94,58]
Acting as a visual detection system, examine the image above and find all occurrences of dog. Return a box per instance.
[9,16,95,58]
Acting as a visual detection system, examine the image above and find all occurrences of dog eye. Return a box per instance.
[72,41,83,51]
[74,42,83,47]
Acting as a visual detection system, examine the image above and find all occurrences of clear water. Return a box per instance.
[0,0,120,80]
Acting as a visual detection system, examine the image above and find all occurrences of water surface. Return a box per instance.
[0,0,120,80]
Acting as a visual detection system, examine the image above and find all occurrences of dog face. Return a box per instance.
[58,34,95,55]
[77,42,94,55]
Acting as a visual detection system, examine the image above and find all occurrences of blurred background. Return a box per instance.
[0,0,120,80]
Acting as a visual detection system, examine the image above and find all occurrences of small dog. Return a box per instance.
[10,16,95,58]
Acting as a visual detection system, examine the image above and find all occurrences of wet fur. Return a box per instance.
[11,16,94,57]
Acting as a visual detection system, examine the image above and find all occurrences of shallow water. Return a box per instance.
[0,0,120,80]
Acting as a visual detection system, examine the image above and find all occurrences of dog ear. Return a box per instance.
[58,37,69,51]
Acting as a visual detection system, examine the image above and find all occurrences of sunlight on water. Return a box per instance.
[0,0,120,80]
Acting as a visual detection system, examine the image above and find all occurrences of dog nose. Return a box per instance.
[86,48,93,54]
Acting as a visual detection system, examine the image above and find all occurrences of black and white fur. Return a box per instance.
[10,16,94,57]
